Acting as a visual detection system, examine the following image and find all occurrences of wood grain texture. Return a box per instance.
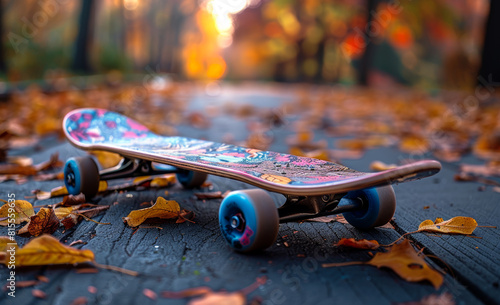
[0,141,486,305]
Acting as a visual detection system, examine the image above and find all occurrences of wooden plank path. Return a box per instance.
[1,88,499,305]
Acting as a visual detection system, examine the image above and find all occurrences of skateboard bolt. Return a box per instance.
[230,215,243,230]
[66,172,75,187]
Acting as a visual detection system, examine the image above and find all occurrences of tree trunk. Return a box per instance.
[357,0,379,86]
[72,0,95,73]
[477,1,500,91]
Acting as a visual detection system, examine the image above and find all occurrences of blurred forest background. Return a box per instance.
[0,0,492,91]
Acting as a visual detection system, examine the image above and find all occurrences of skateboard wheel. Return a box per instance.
[176,170,207,188]
[219,189,279,252]
[342,185,396,229]
[64,156,100,199]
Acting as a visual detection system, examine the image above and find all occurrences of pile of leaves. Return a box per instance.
[0,194,110,236]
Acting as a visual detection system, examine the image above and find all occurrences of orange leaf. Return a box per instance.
[0,234,94,266]
[335,238,380,250]
[189,291,246,305]
[368,240,443,289]
[123,197,180,227]
[323,239,443,289]
[194,191,223,199]
[143,288,157,300]
[18,207,60,237]
[418,216,477,235]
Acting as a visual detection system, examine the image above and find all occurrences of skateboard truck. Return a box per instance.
[99,158,178,180]
[278,193,361,223]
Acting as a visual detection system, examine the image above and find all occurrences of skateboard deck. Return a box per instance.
[63,108,441,196]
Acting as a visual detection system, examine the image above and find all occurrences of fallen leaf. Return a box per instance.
[418,216,477,235]
[123,197,181,227]
[454,172,500,187]
[0,236,18,253]
[0,234,94,266]
[61,194,87,206]
[323,239,443,289]
[37,275,50,283]
[60,205,110,229]
[194,191,223,199]
[0,199,35,225]
[32,289,47,299]
[143,288,158,300]
[177,209,196,223]
[150,175,176,187]
[161,276,266,304]
[14,280,39,288]
[75,268,99,274]
[70,296,88,305]
[34,171,64,181]
[34,186,68,200]
[337,137,390,151]
[370,161,397,171]
[7,156,33,167]
[335,238,380,250]
[161,287,213,299]
[189,291,245,305]
[89,151,122,169]
[306,216,337,223]
[399,135,430,154]
[55,206,76,219]
[459,163,500,177]
[18,207,60,237]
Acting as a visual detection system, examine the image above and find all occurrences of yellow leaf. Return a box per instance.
[123,197,180,227]
[89,151,122,169]
[54,207,75,219]
[36,186,69,200]
[150,175,176,187]
[370,161,397,171]
[418,216,477,235]
[98,181,108,192]
[133,176,152,185]
[0,200,35,225]
[0,234,94,266]
[0,236,18,252]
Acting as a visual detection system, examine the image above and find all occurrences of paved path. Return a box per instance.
[1,86,499,305]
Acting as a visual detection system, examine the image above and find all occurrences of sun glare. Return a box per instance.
[204,0,251,47]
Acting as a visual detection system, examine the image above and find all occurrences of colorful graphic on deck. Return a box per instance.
[64,108,369,187]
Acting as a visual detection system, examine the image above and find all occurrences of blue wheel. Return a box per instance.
[342,185,396,229]
[219,189,279,252]
[176,170,207,188]
[64,156,100,199]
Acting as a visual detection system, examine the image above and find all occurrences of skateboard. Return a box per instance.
[63,108,441,252]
